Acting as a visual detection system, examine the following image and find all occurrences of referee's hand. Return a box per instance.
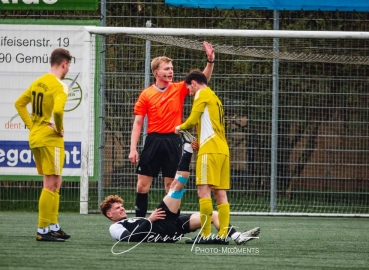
[128,149,139,163]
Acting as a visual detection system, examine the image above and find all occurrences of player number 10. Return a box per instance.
[32,91,44,117]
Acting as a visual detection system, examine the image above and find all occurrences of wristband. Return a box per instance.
[207,59,215,64]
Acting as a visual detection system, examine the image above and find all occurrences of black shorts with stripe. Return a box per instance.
[137,133,182,178]
[151,201,196,243]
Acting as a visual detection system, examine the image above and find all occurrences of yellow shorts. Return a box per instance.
[195,153,230,189]
[31,146,65,176]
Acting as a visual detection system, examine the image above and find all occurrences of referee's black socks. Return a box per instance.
[135,193,148,217]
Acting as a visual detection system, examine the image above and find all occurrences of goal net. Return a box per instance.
[83,27,369,216]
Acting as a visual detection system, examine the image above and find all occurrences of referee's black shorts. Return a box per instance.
[136,133,181,178]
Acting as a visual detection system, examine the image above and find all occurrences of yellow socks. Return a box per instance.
[38,188,55,229]
[50,188,60,225]
[217,203,230,238]
[199,198,213,238]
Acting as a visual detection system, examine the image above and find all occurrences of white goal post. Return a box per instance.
[81,26,369,217]
[84,26,369,39]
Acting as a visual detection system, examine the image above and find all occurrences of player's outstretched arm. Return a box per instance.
[202,41,215,82]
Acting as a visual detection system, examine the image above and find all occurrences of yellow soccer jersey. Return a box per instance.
[180,87,229,156]
[14,73,69,148]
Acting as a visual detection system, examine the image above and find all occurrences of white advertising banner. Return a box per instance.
[0,24,93,179]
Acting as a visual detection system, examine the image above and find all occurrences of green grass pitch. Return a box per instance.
[0,212,368,270]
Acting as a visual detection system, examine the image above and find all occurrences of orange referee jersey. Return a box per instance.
[134,81,188,133]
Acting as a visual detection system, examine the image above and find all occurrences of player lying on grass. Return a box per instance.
[100,132,260,244]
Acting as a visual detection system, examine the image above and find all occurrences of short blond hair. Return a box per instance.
[100,195,124,218]
[151,56,172,73]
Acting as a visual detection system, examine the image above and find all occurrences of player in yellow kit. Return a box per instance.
[175,70,258,244]
[14,48,72,242]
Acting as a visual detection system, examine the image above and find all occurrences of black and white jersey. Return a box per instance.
[109,217,152,242]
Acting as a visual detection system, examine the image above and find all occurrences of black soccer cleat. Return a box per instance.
[36,232,65,242]
[185,236,214,244]
[212,237,230,245]
[50,228,71,240]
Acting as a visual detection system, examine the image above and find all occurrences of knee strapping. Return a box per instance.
[175,174,188,185]
[168,188,186,199]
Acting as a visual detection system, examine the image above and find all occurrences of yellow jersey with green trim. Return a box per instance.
[14,73,69,148]
[180,86,229,156]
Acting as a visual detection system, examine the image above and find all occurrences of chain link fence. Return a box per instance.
[1,1,368,214]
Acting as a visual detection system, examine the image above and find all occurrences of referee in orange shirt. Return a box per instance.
[128,42,215,217]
